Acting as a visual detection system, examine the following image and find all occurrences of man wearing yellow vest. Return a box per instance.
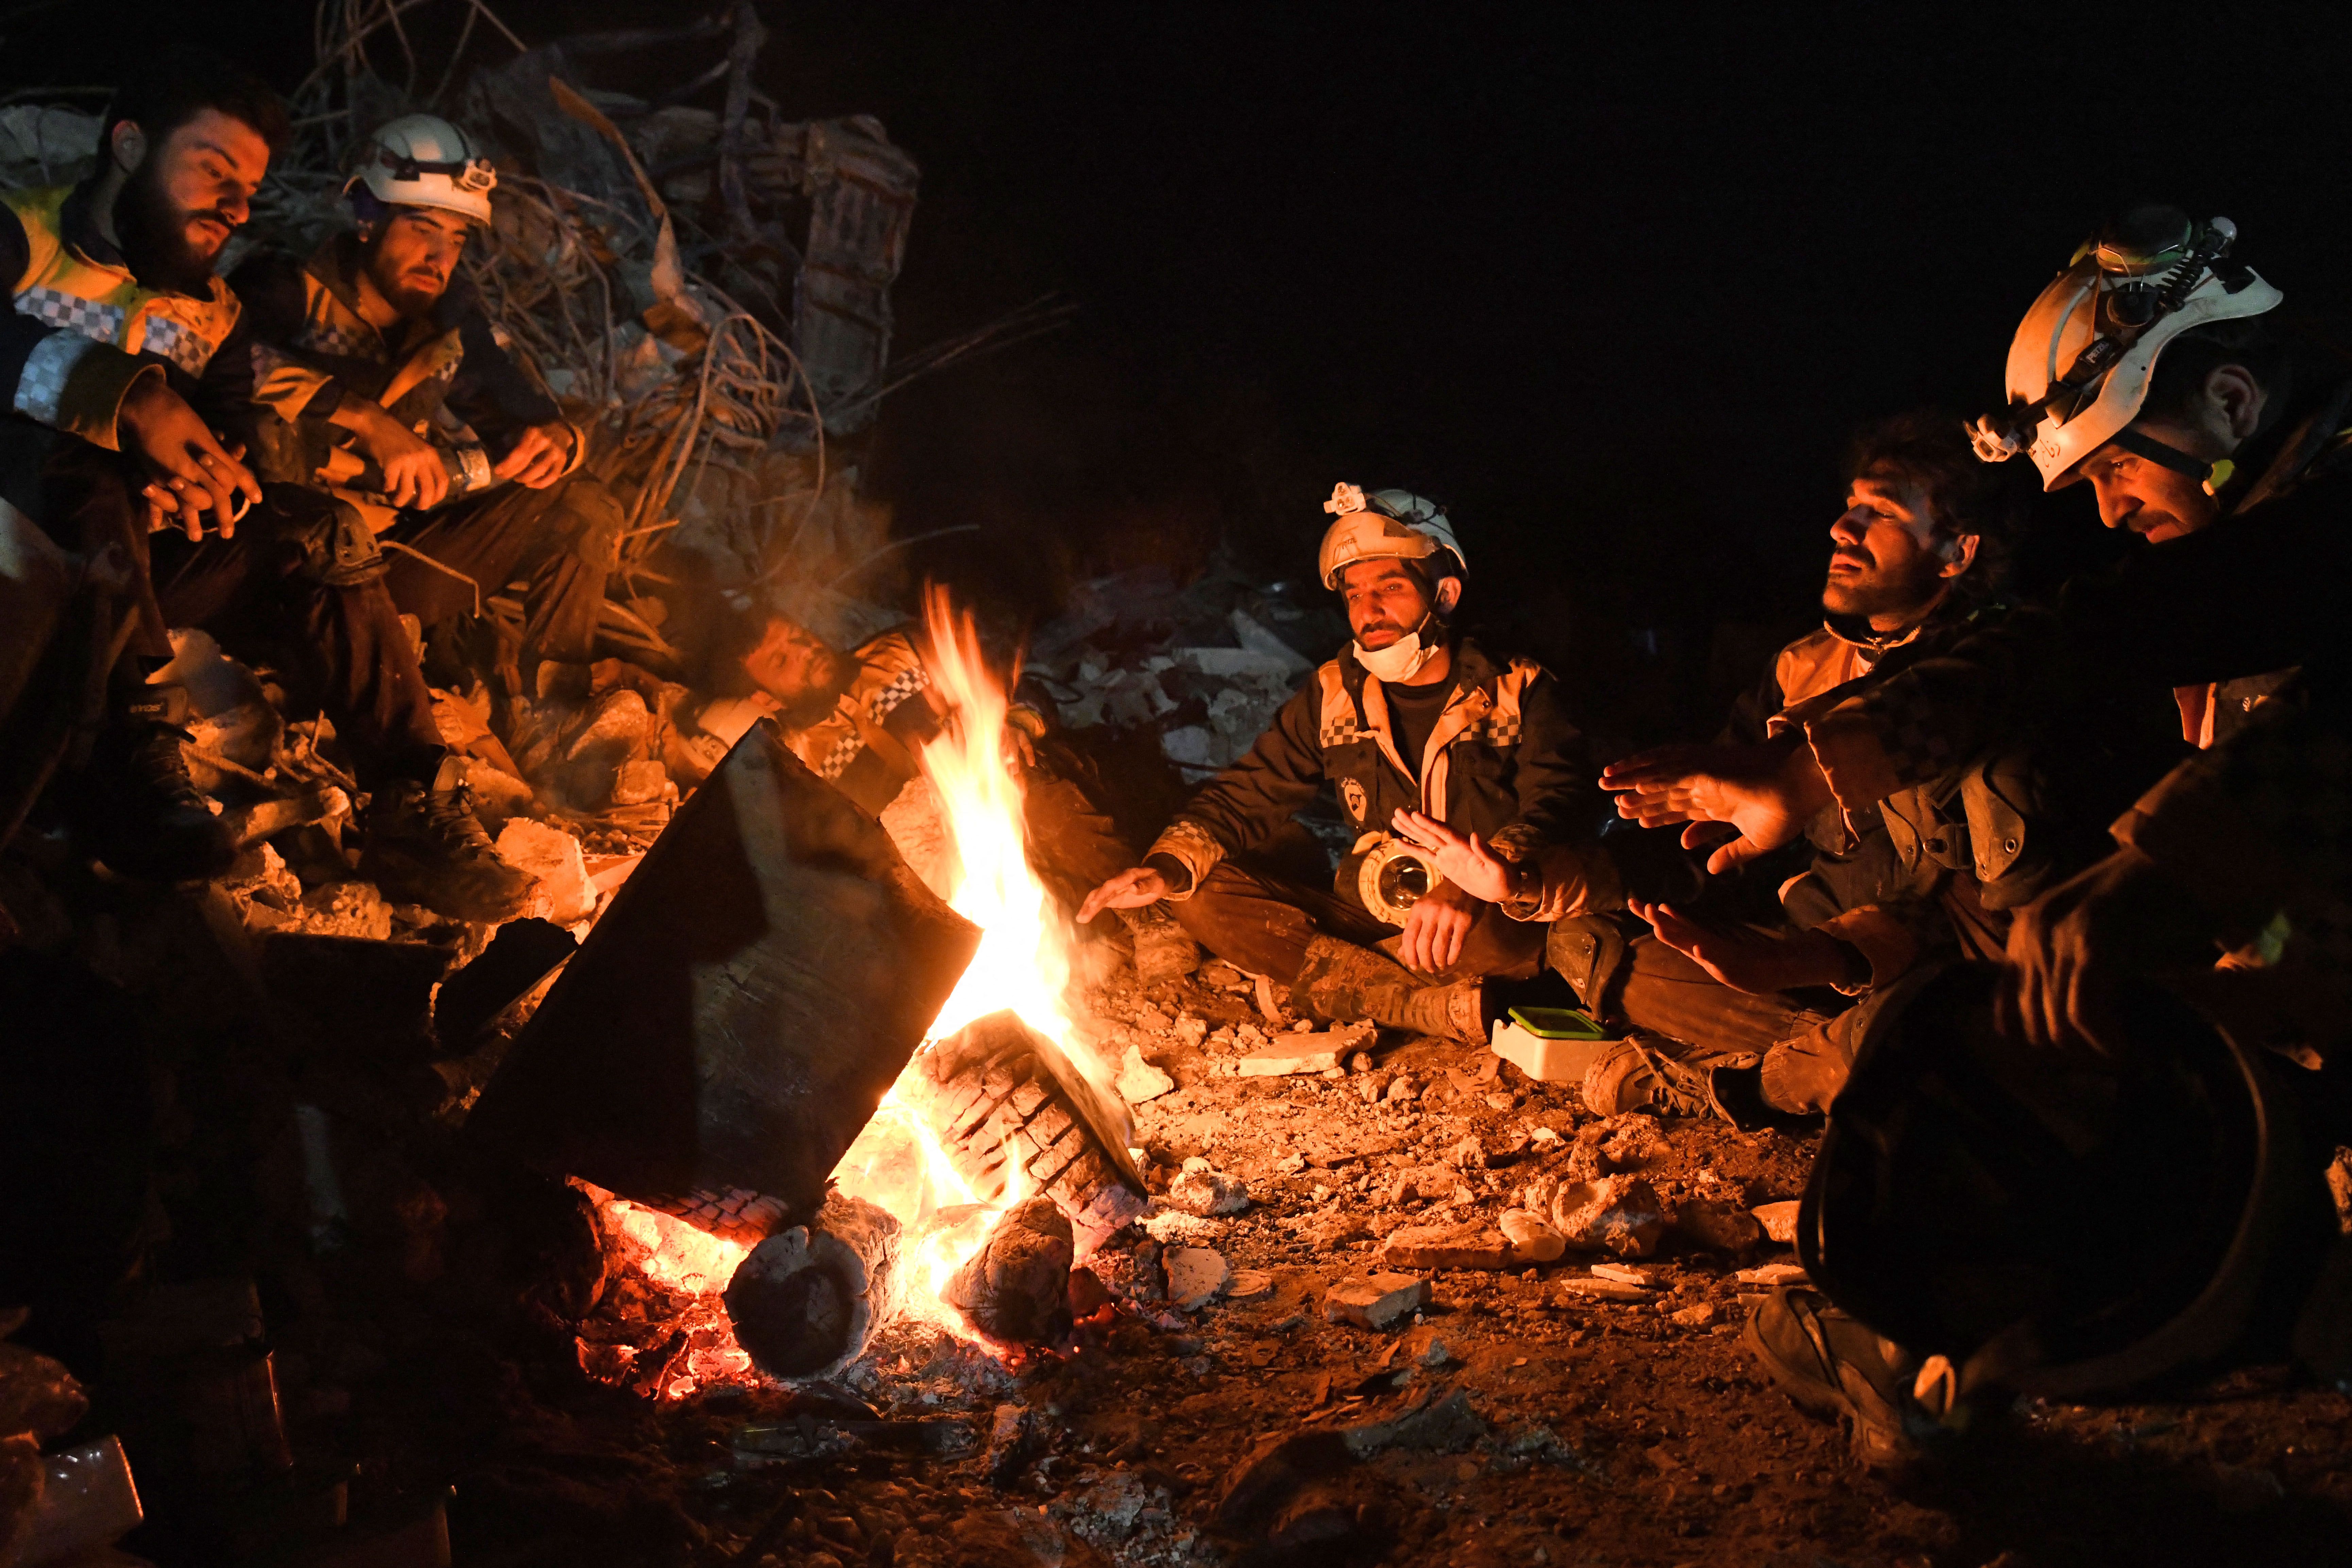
[222,115,623,686]
[1078,485,1615,1042]
[0,47,275,880]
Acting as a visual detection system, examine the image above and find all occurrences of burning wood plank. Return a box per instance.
[468,722,981,1226]
[902,1009,1148,1256]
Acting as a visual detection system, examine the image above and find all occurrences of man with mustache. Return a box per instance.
[226,115,618,692]
[1079,484,1610,1042]
[0,47,276,879]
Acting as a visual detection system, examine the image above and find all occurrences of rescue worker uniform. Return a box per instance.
[777,627,1143,918]
[225,232,623,671]
[1144,633,1607,1017]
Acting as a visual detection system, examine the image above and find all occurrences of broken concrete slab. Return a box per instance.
[1736,1263,1811,1290]
[1550,1175,1667,1259]
[1555,1275,1654,1302]
[1377,1223,1512,1272]
[1498,1208,1566,1263]
[1322,1273,1430,1330]
[1115,1043,1175,1104]
[1165,1168,1248,1216]
[1165,1245,1230,1309]
[494,818,598,924]
[1752,1200,1801,1244]
[1235,1021,1374,1077]
[1677,1197,1765,1253]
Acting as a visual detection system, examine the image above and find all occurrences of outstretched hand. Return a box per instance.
[1391,808,1519,904]
[1630,898,1860,994]
[1077,865,1171,924]
[1601,738,1830,874]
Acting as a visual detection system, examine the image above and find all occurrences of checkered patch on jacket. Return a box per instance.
[295,317,376,360]
[138,314,214,375]
[867,664,930,724]
[815,729,866,780]
[16,285,125,343]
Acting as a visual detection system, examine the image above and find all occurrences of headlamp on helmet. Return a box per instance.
[345,114,498,227]
[1968,207,2281,489]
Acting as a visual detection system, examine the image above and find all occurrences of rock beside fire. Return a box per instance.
[723,1193,903,1382]
[942,1196,1074,1344]
[1548,1176,1667,1259]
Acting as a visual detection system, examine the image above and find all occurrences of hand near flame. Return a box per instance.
[1076,865,1171,924]
[1599,737,1829,874]
[1390,808,1518,904]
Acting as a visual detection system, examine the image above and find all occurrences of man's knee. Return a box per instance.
[536,473,627,569]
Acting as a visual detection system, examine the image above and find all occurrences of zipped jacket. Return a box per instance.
[1147,634,1606,911]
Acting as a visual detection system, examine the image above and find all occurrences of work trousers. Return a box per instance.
[30,443,445,787]
[1605,931,1863,1115]
[1174,855,1549,988]
[379,473,626,668]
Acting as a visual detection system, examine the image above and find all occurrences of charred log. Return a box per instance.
[941,1195,1073,1344]
[723,1193,903,1381]
[903,1010,1148,1255]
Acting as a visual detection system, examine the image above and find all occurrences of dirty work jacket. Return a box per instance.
[0,182,242,451]
[220,234,583,534]
[780,629,942,816]
[1146,635,1608,915]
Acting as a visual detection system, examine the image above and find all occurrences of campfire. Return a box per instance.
[526,587,1145,1399]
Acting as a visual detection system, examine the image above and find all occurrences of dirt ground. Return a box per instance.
[394,955,2352,1568]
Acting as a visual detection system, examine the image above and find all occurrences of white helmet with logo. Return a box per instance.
[345,114,498,226]
[1316,483,1467,590]
[1969,207,2282,490]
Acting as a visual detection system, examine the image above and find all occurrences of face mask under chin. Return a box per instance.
[1354,619,1441,682]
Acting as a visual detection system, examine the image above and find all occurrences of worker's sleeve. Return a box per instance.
[443,289,583,477]
[1490,670,1621,920]
[221,253,344,425]
[1721,657,1788,747]
[0,206,158,450]
[1146,676,1329,899]
[1807,900,1946,993]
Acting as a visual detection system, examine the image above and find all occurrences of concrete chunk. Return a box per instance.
[1378,1223,1512,1272]
[1116,1043,1176,1104]
[1752,1200,1801,1244]
[1237,1021,1374,1077]
[1499,1208,1566,1263]
[1165,1245,1231,1309]
[1323,1272,1431,1330]
[1550,1175,1667,1259]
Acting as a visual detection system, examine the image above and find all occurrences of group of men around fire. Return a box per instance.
[4,47,2348,1478]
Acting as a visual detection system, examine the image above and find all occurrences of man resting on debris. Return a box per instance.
[721,606,1189,962]
[0,48,275,878]
[224,115,623,689]
[1078,484,1610,1042]
[1485,414,2050,1125]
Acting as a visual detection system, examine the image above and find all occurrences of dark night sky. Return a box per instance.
[17,2,2352,732]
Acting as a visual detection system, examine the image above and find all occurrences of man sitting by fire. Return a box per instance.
[719,599,1197,967]
[1077,484,1615,1043]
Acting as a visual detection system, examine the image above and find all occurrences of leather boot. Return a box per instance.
[359,755,536,923]
[1121,904,1200,986]
[72,685,237,882]
[1297,935,1492,1044]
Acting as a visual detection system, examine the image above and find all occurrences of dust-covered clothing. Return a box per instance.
[1146,635,1607,906]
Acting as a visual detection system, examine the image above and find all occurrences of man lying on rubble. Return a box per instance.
[1076,484,1612,1042]
[1621,209,2352,1468]
[0,48,275,877]
[222,115,623,695]
[717,603,1196,967]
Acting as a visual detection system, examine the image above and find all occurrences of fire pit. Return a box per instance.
[473,590,1148,1396]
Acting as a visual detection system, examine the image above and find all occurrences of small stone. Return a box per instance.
[1485,1092,1518,1110]
[1322,1272,1431,1330]
[1117,1044,1177,1104]
[1165,1246,1231,1309]
[1378,1223,1512,1271]
[1135,1005,1174,1032]
[1590,1262,1653,1285]
[1752,1200,1801,1244]
[1168,1168,1249,1217]
[1735,1262,1810,1290]
[1174,1015,1208,1048]
[1550,1176,1667,1259]
[494,818,596,924]
[1672,1301,1719,1328]
[1349,1053,1373,1073]
[1418,1339,1454,1368]
[1498,1208,1566,1263]
[1677,1198,1764,1253]
[1275,1153,1307,1174]
[1226,1269,1274,1302]
[1385,1076,1420,1103]
[1554,1275,1653,1302]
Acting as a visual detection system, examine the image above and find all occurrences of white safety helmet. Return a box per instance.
[345,114,498,226]
[1316,482,1467,591]
[1969,207,2282,489]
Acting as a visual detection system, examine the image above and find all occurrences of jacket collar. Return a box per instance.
[1337,631,1501,699]
[1817,591,1976,666]
[305,231,474,353]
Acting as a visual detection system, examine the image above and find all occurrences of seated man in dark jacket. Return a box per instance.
[1079,484,1616,1043]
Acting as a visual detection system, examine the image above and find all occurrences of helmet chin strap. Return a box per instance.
[2107,426,2238,496]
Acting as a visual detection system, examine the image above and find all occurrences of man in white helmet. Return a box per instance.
[223,114,618,684]
[1077,484,1616,1042]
